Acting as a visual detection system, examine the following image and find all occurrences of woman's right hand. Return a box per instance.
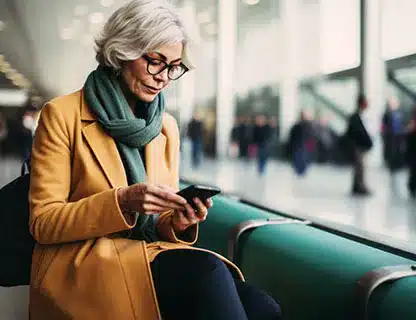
[117,183,187,216]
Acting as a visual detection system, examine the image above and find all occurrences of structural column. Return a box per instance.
[359,0,386,166]
[280,0,301,141]
[216,0,237,159]
[177,0,198,131]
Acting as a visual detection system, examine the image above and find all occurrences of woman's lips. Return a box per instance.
[143,84,160,94]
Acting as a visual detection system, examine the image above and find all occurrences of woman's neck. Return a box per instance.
[118,76,137,111]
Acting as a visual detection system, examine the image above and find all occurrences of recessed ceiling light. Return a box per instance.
[74,5,88,16]
[89,12,104,24]
[100,0,114,7]
[244,0,260,5]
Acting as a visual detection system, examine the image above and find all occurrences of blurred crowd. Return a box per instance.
[183,94,416,199]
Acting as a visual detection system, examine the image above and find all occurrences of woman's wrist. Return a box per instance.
[117,187,131,216]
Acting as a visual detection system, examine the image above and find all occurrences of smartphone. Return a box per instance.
[177,184,221,210]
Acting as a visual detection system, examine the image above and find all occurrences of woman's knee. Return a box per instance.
[234,279,282,320]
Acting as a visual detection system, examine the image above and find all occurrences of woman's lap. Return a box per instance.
[151,249,282,320]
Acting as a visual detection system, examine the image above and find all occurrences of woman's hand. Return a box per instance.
[117,183,187,216]
[171,197,213,234]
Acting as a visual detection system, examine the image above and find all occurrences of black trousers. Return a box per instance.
[353,149,367,190]
[151,249,282,320]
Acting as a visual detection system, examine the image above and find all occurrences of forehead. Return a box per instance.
[150,43,183,60]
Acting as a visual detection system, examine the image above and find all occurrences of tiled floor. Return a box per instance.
[179,148,416,253]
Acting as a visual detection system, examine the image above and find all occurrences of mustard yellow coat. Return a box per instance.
[29,90,242,320]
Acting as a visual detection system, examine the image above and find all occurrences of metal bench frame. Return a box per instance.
[227,217,311,264]
[355,264,416,320]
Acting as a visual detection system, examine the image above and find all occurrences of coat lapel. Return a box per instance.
[145,133,169,185]
[80,91,128,188]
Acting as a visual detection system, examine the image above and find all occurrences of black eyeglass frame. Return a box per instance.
[142,54,189,80]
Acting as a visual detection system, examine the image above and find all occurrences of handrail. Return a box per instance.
[227,218,311,265]
[354,265,416,320]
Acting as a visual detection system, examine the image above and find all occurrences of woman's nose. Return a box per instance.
[154,68,169,82]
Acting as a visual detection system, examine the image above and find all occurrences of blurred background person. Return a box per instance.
[406,108,416,199]
[345,94,373,196]
[187,110,204,169]
[315,114,336,164]
[238,115,253,161]
[287,109,316,177]
[381,97,406,173]
[229,116,240,159]
[267,115,280,159]
[252,114,271,175]
[0,111,7,158]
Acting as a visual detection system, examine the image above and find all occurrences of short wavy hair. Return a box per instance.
[95,0,191,70]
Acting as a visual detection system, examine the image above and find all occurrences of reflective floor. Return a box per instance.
[179,145,416,252]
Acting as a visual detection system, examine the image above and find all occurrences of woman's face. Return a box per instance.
[121,43,183,102]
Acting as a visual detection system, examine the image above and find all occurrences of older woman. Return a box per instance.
[28,1,282,319]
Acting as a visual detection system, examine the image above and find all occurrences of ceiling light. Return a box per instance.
[197,11,211,24]
[89,12,104,24]
[74,5,88,16]
[244,0,260,5]
[100,0,114,7]
[0,20,5,31]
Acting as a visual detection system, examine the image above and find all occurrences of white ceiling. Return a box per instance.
[0,0,279,100]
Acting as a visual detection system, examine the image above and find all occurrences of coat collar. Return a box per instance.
[79,89,169,188]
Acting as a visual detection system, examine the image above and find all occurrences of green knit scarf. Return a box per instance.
[84,65,165,242]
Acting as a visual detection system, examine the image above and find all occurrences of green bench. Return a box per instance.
[195,194,416,320]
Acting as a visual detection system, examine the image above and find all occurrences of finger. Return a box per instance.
[143,193,185,211]
[193,197,208,215]
[140,203,168,214]
[204,198,213,209]
[173,210,195,229]
[189,199,208,222]
[158,184,177,193]
[183,204,199,223]
[147,185,187,206]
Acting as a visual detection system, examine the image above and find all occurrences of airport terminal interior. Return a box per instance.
[1,0,416,319]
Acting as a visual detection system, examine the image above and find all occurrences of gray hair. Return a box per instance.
[95,0,189,70]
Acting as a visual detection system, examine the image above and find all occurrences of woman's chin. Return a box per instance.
[136,91,157,103]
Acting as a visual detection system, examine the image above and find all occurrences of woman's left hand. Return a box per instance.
[171,197,213,234]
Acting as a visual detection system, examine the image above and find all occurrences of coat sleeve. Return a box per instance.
[29,102,135,245]
[155,114,198,245]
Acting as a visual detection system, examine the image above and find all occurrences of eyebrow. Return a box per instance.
[152,52,182,63]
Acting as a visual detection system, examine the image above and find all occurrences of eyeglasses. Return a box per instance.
[142,54,189,80]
